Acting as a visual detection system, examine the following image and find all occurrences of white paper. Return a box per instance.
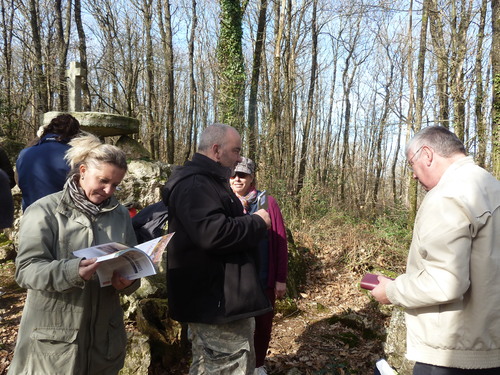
[73,233,174,287]
[376,359,397,375]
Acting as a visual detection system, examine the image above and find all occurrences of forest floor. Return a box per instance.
[0,213,409,375]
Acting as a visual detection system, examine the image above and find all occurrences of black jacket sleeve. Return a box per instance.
[0,147,15,189]
[0,169,14,228]
[170,174,267,255]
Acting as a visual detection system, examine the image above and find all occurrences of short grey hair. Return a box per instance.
[198,123,235,152]
[406,126,466,158]
[65,132,127,176]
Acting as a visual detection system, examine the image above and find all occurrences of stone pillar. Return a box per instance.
[66,61,85,112]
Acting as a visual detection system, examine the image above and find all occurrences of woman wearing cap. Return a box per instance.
[230,157,288,375]
[8,132,138,375]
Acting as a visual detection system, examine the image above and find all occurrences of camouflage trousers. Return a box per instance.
[188,317,256,375]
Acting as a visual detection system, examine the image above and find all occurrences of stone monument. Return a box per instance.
[67,61,83,112]
[42,61,149,158]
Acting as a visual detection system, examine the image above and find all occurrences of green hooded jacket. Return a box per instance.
[8,185,138,375]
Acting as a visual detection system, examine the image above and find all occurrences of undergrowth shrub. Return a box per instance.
[258,174,412,294]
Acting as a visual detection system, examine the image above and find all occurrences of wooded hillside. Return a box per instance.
[0,0,499,219]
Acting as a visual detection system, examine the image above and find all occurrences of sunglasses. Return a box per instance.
[231,172,250,179]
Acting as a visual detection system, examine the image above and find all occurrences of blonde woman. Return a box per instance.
[9,133,138,375]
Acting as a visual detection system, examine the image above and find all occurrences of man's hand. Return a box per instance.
[371,276,393,305]
[111,271,134,291]
[78,258,99,281]
[253,208,271,229]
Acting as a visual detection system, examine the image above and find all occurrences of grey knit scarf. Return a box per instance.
[66,176,109,217]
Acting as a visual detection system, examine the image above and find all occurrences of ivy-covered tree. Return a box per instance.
[216,0,247,134]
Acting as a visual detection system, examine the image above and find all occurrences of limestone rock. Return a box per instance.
[385,308,414,375]
[121,270,167,319]
[43,111,139,137]
[115,159,172,209]
[115,135,151,160]
[135,298,187,368]
[119,331,151,375]
[0,240,15,263]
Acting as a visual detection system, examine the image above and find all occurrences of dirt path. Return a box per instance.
[0,261,24,374]
[264,231,391,375]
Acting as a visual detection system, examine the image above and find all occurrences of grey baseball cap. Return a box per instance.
[234,157,255,175]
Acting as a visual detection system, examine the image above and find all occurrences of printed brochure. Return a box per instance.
[73,233,174,287]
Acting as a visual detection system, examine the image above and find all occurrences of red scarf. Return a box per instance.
[235,187,257,214]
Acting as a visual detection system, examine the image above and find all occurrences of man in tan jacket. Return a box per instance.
[372,126,500,374]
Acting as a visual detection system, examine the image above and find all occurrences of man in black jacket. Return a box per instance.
[162,123,271,375]
[0,145,15,189]
[0,169,14,229]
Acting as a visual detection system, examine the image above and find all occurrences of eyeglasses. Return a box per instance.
[407,145,424,170]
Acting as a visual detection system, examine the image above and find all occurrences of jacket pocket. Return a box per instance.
[223,261,271,316]
[106,315,127,361]
[27,328,78,375]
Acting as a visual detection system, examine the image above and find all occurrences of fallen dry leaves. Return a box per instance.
[0,262,24,375]
[0,217,402,375]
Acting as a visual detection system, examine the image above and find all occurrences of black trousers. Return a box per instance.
[413,362,500,375]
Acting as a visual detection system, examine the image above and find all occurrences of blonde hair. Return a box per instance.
[65,132,127,176]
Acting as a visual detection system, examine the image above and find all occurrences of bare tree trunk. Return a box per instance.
[247,0,267,162]
[415,0,428,133]
[428,0,449,127]
[322,34,339,184]
[492,0,500,178]
[1,0,15,136]
[373,44,394,206]
[141,0,157,159]
[392,108,403,203]
[54,0,71,111]
[339,16,363,205]
[406,0,415,141]
[158,0,175,163]
[29,0,48,116]
[449,0,471,141]
[409,0,429,227]
[74,0,91,111]
[122,18,140,117]
[295,0,317,199]
[184,0,198,162]
[401,0,416,208]
[282,0,295,187]
[269,0,285,161]
[286,0,307,192]
[475,0,487,166]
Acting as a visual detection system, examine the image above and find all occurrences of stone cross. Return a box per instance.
[66,61,85,112]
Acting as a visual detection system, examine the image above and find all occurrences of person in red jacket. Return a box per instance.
[230,157,288,375]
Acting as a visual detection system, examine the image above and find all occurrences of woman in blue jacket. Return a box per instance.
[16,113,80,210]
